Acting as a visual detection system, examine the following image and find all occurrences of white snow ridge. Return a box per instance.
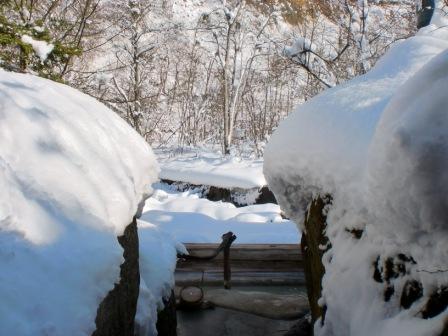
[264,4,448,336]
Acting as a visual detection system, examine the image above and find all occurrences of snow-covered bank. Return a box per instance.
[156,148,266,189]
[0,70,179,335]
[264,3,448,336]
[142,183,300,244]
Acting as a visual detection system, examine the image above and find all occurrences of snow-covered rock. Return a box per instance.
[0,70,178,335]
[264,3,448,336]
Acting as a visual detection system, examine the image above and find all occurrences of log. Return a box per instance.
[204,289,309,320]
[179,286,204,309]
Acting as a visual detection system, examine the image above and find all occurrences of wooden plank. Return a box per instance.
[175,270,306,286]
[176,243,304,286]
[180,250,302,262]
[177,260,303,271]
[184,243,301,249]
[182,243,303,262]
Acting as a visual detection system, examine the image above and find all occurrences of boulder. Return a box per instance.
[92,218,140,336]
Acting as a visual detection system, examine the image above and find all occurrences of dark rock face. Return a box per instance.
[207,186,232,203]
[156,290,178,336]
[283,316,312,336]
[373,254,418,303]
[160,179,277,207]
[400,280,423,309]
[255,186,277,205]
[92,218,140,336]
[441,320,448,336]
[422,287,448,319]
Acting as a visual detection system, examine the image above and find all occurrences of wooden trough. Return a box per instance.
[176,241,305,287]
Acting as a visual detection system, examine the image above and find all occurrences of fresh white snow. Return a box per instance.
[0,70,179,335]
[21,35,54,61]
[264,3,448,336]
[157,148,266,189]
[142,183,300,244]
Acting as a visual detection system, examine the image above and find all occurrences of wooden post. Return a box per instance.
[224,244,231,289]
[177,231,236,289]
[221,232,237,289]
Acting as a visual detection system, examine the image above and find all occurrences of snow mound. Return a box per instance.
[0,70,168,335]
[0,70,158,241]
[264,5,448,336]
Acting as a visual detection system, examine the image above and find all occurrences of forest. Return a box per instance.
[1,0,416,154]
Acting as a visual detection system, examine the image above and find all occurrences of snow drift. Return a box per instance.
[0,70,178,335]
[264,3,448,336]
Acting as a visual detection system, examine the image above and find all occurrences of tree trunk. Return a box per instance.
[417,0,435,29]
[223,23,232,155]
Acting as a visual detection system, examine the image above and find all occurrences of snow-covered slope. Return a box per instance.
[0,70,177,335]
[264,3,448,336]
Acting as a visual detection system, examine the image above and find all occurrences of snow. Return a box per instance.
[0,70,179,335]
[21,35,54,61]
[264,3,448,336]
[264,14,448,226]
[141,183,300,244]
[135,221,185,336]
[284,36,314,56]
[157,149,266,189]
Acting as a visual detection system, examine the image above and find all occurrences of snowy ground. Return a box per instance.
[141,183,300,244]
